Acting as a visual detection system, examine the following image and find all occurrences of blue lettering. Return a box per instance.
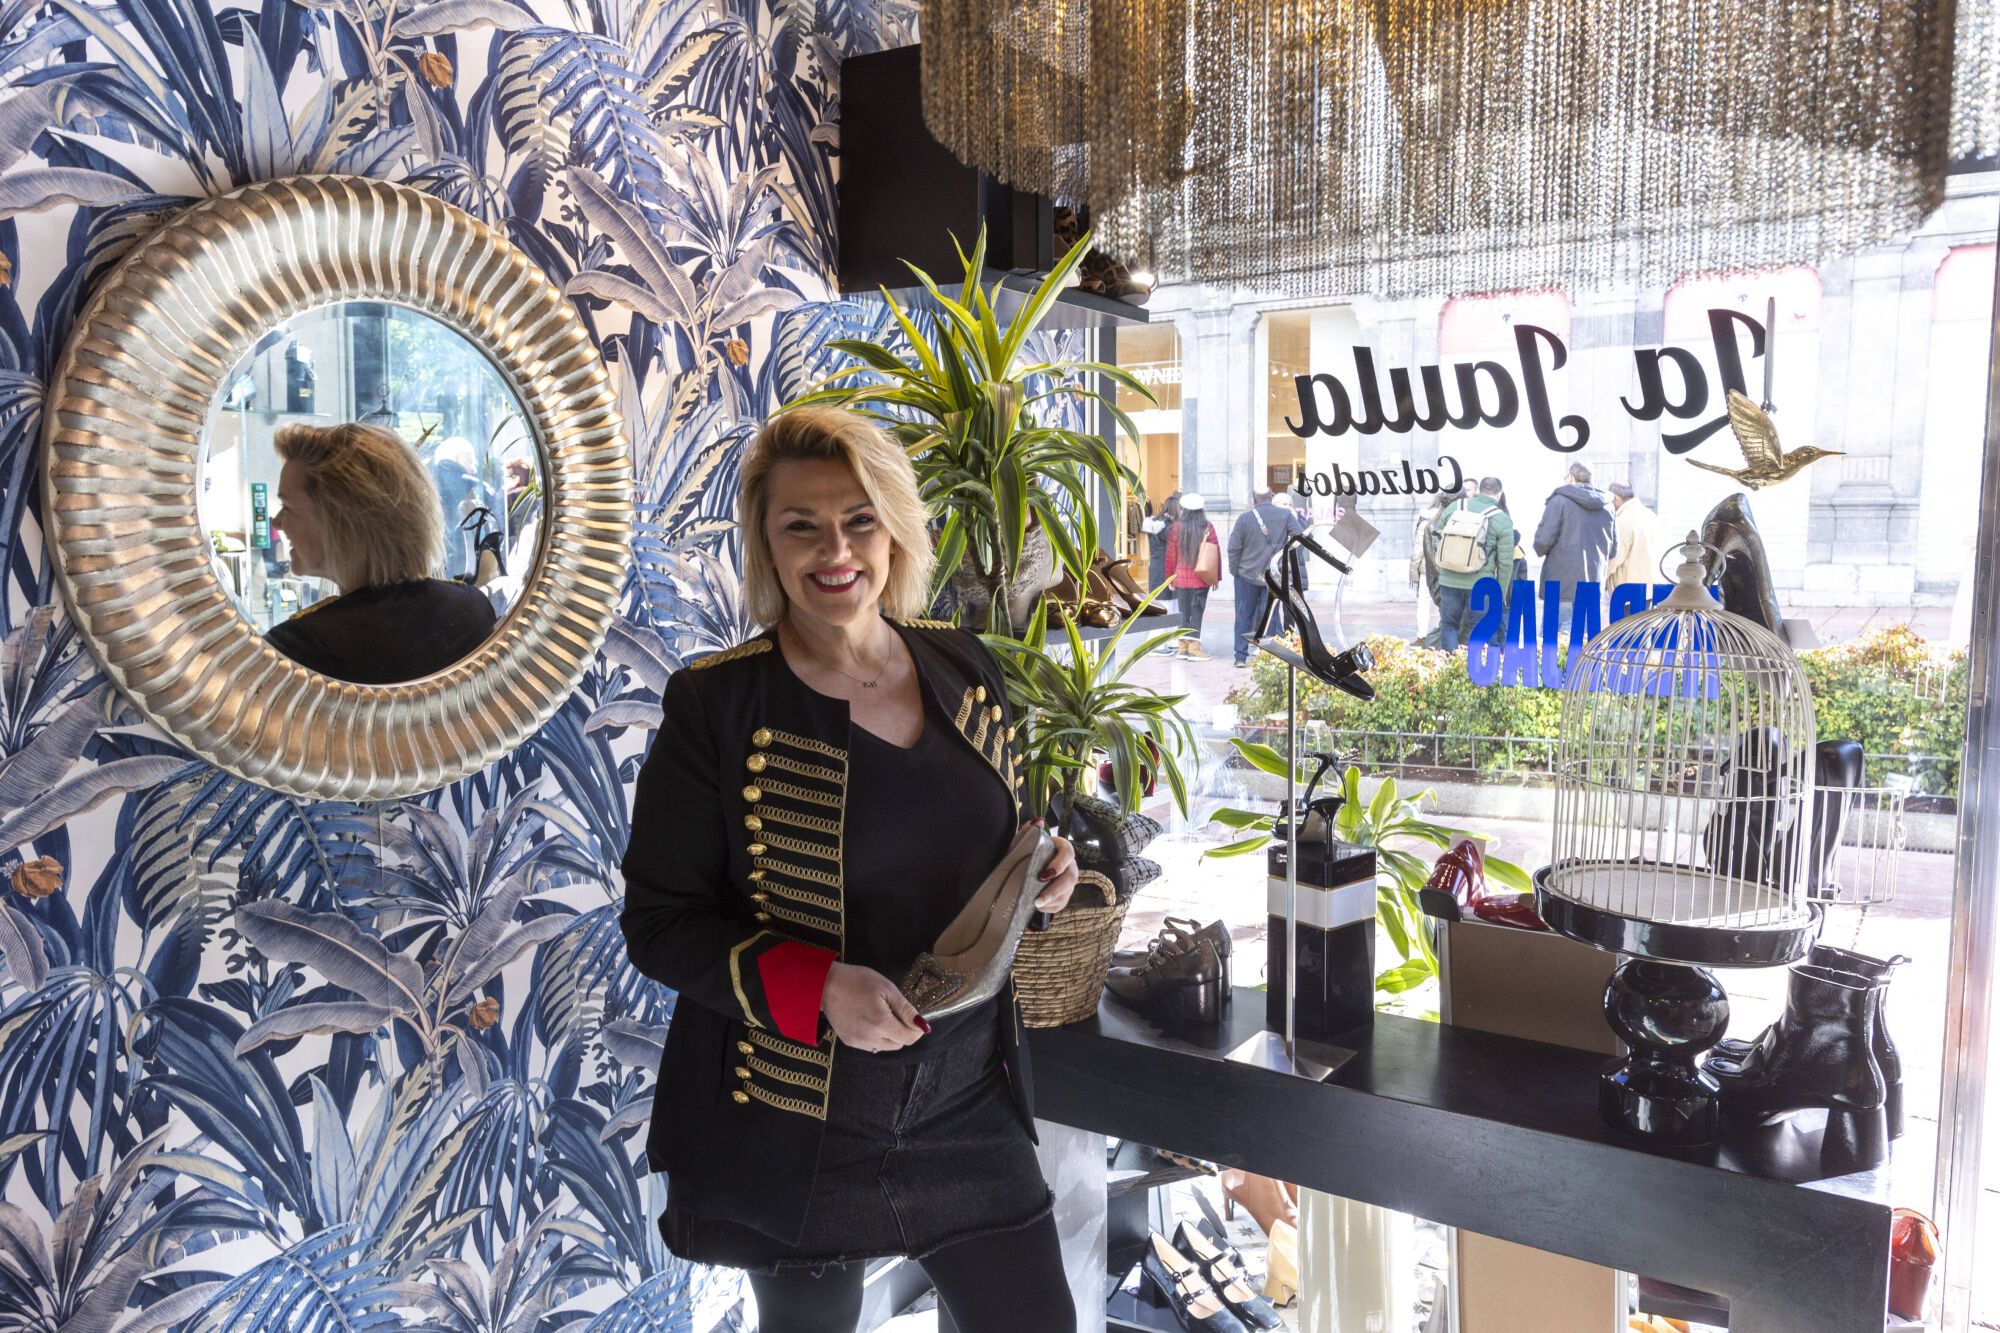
[1505,580,1538,651]
[1467,578,1505,646]
[1568,582,1603,644]
[1499,639,1541,687]
[1608,582,1650,623]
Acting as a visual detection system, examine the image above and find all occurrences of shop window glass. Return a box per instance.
[1112,323,1183,561]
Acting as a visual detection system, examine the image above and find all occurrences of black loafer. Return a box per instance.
[1139,1232,1249,1332]
[1176,1219,1284,1330]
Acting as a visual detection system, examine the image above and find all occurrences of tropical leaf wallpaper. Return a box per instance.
[0,0,931,1324]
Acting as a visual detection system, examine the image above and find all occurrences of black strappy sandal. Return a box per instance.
[1254,531,1375,700]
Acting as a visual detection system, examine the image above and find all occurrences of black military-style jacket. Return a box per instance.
[619,616,1032,1245]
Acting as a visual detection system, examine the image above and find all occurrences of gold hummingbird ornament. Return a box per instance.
[1686,391,1842,490]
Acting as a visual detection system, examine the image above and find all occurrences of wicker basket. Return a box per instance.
[1014,869,1131,1028]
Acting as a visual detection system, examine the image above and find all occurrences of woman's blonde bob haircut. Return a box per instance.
[739,407,935,627]
[273,421,446,592]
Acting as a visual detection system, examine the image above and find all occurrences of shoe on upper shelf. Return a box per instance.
[1106,932,1228,1024]
[1112,917,1232,970]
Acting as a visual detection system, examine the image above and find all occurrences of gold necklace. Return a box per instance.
[789,625,894,690]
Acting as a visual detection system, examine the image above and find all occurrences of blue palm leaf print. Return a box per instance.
[0,0,881,1316]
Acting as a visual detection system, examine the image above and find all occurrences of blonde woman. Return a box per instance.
[621,407,1081,1333]
[266,422,496,683]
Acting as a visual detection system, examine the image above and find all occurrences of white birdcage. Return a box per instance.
[1542,534,1820,953]
[1807,779,1910,907]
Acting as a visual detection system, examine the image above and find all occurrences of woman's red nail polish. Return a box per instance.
[917,1018,932,1033]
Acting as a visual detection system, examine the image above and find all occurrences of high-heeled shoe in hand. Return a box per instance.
[1175,1219,1284,1330]
[900,824,1055,1018]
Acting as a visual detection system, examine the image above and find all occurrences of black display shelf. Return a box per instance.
[1029,990,1904,1333]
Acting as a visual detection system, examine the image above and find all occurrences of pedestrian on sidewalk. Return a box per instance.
[1226,489,1304,667]
[1411,482,1459,645]
[1165,493,1220,660]
[1144,492,1181,596]
[1605,482,1662,594]
[1532,462,1619,626]
[1430,476,1515,651]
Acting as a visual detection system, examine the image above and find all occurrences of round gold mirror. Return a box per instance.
[43,176,632,800]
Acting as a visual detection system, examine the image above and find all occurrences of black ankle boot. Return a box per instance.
[1711,945,1907,1139]
[1810,945,1908,1139]
[1707,963,1888,1169]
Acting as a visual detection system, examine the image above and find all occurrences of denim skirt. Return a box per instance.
[660,1008,1054,1273]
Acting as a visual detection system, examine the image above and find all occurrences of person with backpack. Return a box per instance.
[1411,484,1458,644]
[1430,476,1515,651]
[1226,489,1305,667]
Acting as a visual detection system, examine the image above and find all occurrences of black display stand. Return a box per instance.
[1030,990,1902,1333]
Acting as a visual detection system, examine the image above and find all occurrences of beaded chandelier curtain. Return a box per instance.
[920,0,1997,298]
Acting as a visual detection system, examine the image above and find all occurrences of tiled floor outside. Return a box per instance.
[1102,580,1983,1327]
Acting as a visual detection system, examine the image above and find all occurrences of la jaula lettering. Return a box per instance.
[1460,577,1725,696]
[1284,308,1769,457]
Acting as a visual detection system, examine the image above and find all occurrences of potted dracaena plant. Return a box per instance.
[785,228,1151,634]
[983,588,1197,819]
[1205,743,1533,1014]
[983,590,1198,1026]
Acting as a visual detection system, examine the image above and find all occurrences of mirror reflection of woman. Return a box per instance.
[266,422,498,684]
[620,407,1080,1333]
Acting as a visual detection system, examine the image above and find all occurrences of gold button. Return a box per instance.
[743,785,762,802]
[746,754,767,773]
[745,815,763,832]
[752,890,771,903]
[1005,727,1015,741]
[748,868,767,881]
[748,843,768,857]
[734,1065,751,1079]
[755,911,772,922]
[732,1090,751,1104]
[752,728,774,747]
[989,705,1003,721]
[737,1041,753,1054]
[974,685,987,702]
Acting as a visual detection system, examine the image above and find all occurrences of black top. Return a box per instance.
[265,578,498,684]
[844,709,1014,1060]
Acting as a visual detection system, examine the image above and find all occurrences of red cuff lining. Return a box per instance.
[756,941,837,1044]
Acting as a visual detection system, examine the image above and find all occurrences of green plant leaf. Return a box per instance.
[1203,834,1274,860]
[1484,854,1533,893]
[997,229,1094,369]
[1376,959,1436,994]
[1228,738,1295,779]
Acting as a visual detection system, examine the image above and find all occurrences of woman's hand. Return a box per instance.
[1034,834,1079,914]
[822,961,929,1052]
